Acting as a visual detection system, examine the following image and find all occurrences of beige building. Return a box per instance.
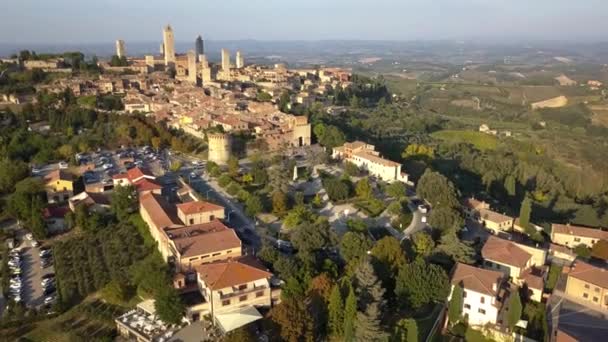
[193,256,281,331]
[551,223,608,249]
[462,198,490,219]
[481,236,546,302]
[332,141,409,183]
[565,260,608,310]
[478,208,514,233]
[221,49,230,71]
[235,51,244,69]
[176,201,225,226]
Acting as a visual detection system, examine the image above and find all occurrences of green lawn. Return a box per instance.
[545,264,562,292]
[431,130,499,151]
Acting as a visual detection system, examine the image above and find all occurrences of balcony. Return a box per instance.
[219,285,267,300]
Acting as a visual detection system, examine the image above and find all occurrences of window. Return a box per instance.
[574,238,581,242]
[480,297,485,304]
[583,293,589,299]
[239,295,247,302]
[212,253,221,257]
[585,284,590,289]
[226,250,232,254]
[256,291,264,298]
[222,300,230,306]
[238,284,247,291]
[189,257,199,262]
[478,309,486,315]
[593,297,599,303]
[595,287,600,293]
[463,291,467,298]
[189,219,194,225]
[464,304,471,310]
[201,255,209,259]
[210,215,215,221]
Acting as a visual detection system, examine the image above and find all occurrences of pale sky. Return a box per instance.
[1,0,607,43]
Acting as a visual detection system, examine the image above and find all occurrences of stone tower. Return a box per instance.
[207,133,231,165]
[163,25,176,67]
[236,50,244,69]
[187,50,198,85]
[221,49,230,72]
[195,35,204,61]
[115,40,125,58]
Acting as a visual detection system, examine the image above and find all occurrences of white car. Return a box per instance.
[44,296,57,304]
[58,161,69,169]
[421,216,427,223]
[417,205,428,213]
[25,233,33,240]
[102,163,113,170]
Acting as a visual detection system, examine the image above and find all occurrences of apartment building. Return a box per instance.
[332,141,409,183]
[551,223,608,249]
[481,236,546,301]
[565,260,608,310]
[194,256,281,332]
[449,263,506,326]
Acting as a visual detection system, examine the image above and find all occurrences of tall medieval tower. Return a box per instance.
[163,25,176,67]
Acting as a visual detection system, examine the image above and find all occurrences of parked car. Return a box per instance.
[43,286,56,296]
[58,161,69,169]
[31,165,42,174]
[44,295,57,305]
[31,240,39,247]
[39,248,52,258]
[417,204,428,213]
[25,233,33,240]
[42,273,55,280]
[102,163,113,170]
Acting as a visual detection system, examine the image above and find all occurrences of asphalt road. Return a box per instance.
[552,297,608,342]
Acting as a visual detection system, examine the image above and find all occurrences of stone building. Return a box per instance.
[221,49,230,72]
[163,25,176,67]
[115,39,125,58]
[208,133,232,165]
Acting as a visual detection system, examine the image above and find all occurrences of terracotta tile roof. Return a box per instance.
[177,201,224,215]
[568,260,608,290]
[451,262,504,296]
[168,221,241,258]
[344,141,367,150]
[127,167,154,182]
[133,178,163,193]
[352,150,401,167]
[479,208,513,224]
[556,330,578,342]
[461,198,490,211]
[521,270,544,290]
[482,236,531,269]
[549,243,575,257]
[44,170,73,183]
[195,257,272,290]
[139,192,182,230]
[552,223,608,241]
[43,206,70,219]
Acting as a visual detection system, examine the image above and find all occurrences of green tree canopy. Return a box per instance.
[340,232,373,262]
[395,259,449,310]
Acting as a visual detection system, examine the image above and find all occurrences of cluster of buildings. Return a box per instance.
[332,140,410,183]
[447,197,608,336]
[112,167,281,340]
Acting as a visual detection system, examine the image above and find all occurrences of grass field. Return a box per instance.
[431,130,499,150]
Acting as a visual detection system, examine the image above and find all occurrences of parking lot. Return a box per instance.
[553,298,608,341]
[7,229,56,309]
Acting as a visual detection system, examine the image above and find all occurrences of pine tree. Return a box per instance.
[448,284,463,325]
[392,318,418,342]
[328,285,344,337]
[353,259,387,341]
[507,291,522,330]
[343,285,357,342]
[519,195,534,235]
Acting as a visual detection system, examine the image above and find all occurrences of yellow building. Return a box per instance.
[332,141,409,183]
[551,223,608,249]
[565,260,608,310]
[44,170,74,204]
[478,208,513,233]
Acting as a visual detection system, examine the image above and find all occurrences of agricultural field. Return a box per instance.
[431,130,499,151]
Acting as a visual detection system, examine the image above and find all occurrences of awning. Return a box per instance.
[214,306,263,333]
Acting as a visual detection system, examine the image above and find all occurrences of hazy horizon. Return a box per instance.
[2,0,607,44]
